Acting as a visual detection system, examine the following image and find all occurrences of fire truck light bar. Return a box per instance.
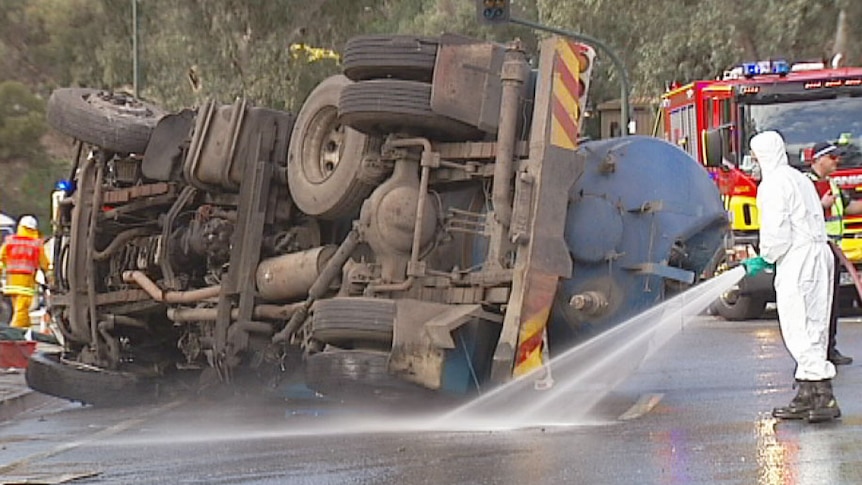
[741,60,790,77]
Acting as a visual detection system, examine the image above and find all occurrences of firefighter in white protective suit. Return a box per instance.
[742,130,840,423]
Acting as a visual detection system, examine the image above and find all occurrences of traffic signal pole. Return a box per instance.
[476,1,631,136]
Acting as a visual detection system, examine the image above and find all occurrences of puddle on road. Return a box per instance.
[106,268,745,445]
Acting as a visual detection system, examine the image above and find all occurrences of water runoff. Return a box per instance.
[104,266,747,445]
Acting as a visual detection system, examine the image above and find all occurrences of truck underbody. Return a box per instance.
[27,34,727,406]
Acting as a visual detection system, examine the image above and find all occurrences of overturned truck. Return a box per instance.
[28,34,727,405]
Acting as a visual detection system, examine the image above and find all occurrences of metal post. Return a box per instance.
[132,0,140,98]
[509,17,631,136]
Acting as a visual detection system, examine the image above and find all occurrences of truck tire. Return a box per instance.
[311,297,395,345]
[709,293,767,321]
[46,88,165,154]
[701,246,768,321]
[338,79,485,142]
[0,295,11,325]
[25,351,156,406]
[342,35,439,82]
[287,75,385,220]
[304,349,422,401]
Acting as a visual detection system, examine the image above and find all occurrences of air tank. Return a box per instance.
[256,246,337,301]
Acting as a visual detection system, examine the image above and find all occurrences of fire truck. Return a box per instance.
[661,60,862,319]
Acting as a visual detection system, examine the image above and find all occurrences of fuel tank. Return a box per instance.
[551,136,727,338]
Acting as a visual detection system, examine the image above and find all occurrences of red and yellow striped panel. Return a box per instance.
[550,39,590,150]
[513,271,558,377]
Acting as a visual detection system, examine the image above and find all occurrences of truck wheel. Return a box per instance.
[338,79,485,141]
[709,291,767,321]
[0,295,11,325]
[343,35,439,82]
[304,349,423,401]
[46,88,165,154]
[287,75,386,220]
[25,351,156,406]
[311,297,395,346]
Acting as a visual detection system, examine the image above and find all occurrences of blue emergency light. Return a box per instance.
[54,179,74,194]
[741,60,790,77]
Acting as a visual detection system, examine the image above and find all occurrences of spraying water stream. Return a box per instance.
[105,267,747,445]
[436,266,748,430]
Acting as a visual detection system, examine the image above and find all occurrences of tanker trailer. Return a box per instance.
[26,34,726,405]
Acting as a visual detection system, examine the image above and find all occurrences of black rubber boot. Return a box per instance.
[772,380,815,420]
[828,348,853,366]
[808,380,841,423]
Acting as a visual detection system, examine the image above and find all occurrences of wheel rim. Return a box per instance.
[90,90,158,118]
[303,106,344,185]
[719,286,741,306]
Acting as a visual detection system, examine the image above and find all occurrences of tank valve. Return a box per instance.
[569,291,609,315]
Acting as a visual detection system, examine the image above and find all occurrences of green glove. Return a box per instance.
[741,256,774,277]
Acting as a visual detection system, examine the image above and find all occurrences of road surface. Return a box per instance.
[2,313,862,484]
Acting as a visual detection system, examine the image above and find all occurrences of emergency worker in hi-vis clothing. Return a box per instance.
[0,215,50,328]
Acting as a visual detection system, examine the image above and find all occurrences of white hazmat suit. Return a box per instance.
[752,131,835,381]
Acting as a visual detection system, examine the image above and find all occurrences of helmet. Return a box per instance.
[18,215,38,231]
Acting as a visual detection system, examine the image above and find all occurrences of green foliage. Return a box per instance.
[0,155,68,231]
[3,0,861,111]
[537,0,849,102]
[0,80,47,159]
[0,78,61,229]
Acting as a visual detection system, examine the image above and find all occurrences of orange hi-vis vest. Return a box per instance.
[3,234,43,274]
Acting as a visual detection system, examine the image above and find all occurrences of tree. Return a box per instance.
[0,80,47,159]
[537,0,848,103]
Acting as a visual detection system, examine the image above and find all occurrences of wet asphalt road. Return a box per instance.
[3,313,862,484]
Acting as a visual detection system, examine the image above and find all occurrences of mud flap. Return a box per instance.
[389,300,501,391]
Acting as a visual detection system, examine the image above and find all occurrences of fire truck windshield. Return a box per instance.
[743,96,862,168]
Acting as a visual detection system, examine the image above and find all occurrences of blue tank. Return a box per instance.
[551,136,727,341]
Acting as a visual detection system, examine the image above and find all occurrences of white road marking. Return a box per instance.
[618,393,664,421]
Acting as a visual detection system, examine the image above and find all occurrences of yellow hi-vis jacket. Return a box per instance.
[0,227,50,296]
[806,171,845,239]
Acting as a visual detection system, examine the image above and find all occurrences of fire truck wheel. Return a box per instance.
[0,295,11,325]
[287,75,387,220]
[311,297,395,347]
[304,349,426,401]
[338,79,486,141]
[342,35,439,83]
[46,88,165,154]
[25,351,159,406]
[836,287,862,316]
[709,293,767,321]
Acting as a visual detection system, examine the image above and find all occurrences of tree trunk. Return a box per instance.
[831,8,848,66]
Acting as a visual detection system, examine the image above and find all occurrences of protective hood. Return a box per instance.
[749,131,787,178]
